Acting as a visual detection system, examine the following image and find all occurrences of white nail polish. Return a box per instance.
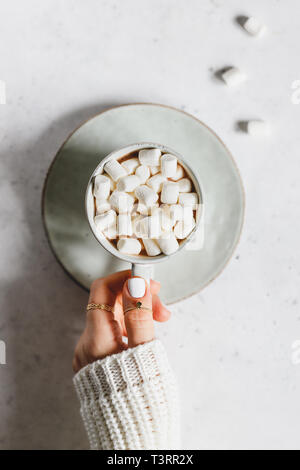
[128,278,146,298]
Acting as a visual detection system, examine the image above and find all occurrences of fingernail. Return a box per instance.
[128,278,146,298]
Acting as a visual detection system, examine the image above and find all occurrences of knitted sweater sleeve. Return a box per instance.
[73,339,180,450]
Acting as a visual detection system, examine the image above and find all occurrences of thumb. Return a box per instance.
[122,277,155,348]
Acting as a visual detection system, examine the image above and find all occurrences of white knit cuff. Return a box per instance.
[73,339,180,450]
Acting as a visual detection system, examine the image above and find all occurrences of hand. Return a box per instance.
[73,270,171,373]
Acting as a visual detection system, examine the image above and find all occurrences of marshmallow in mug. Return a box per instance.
[161,182,180,204]
[117,238,141,255]
[93,147,199,256]
[104,159,127,181]
[121,157,139,174]
[93,174,111,200]
[138,148,161,166]
[135,185,158,207]
[135,165,150,184]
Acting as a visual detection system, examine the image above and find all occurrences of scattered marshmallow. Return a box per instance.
[135,165,150,184]
[121,158,139,174]
[171,165,184,181]
[157,231,179,255]
[247,120,270,137]
[179,192,198,208]
[93,174,111,200]
[161,182,179,204]
[143,239,161,257]
[94,209,116,232]
[243,17,266,36]
[174,219,196,239]
[139,148,161,166]
[147,173,166,193]
[117,238,142,255]
[178,178,192,193]
[161,154,177,178]
[150,166,160,176]
[135,185,158,207]
[117,214,133,237]
[117,175,140,192]
[221,67,246,87]
[95,199,111,215]
[109,190,135,213]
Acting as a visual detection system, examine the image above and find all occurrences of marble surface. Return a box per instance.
[0,0,299,450]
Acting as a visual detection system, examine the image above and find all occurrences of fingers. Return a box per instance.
[89,270,132,304]
[152,295,171,322]
[150,279,161,296]
[122,277,155,348]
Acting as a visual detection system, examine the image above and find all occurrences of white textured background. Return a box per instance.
[0,0,299,450]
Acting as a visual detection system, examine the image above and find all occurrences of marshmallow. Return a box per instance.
[117,238,142,255]
[221,67,246,87]
[174,219,196,239]
[166,204,193,225]
[93,174,111,200]
[95,199,111,215]
[135,165,150,184]
[179,192,198,208]
[139,148,161,166]
[94,209,116,232]
[139,215,161,239]
[157,231,179,255]
[168,204,184,224]
[121,158,139,174]
[136,202,159,215]
[109,190,134,213]
[132,214,146,238]
[161,154,177,178]
[103,173,116,191]
[143,239,162,257]
[178,178,192,193]
[117,175,140,192]
[182,206,194,223]
[135,185,158,207]
[103,224,117,240]
[136,202,149,215]
[117,213,133,237]
[152,206,173,232]
[161,182,179,204]
[150,166,160,176]
[171,165,184,181]
[104,159,127,181]
[243,17,266,36]
[247,120,270,137]
[147,173,166,193]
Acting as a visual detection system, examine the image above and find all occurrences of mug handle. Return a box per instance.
[131,263,153,286]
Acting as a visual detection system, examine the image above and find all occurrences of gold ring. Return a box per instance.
[87,303,115,313]
[124,301,152,314]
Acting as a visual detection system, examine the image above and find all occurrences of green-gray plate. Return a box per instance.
[42,103,244,304]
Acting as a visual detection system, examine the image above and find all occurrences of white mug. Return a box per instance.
[85,142,203,283]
